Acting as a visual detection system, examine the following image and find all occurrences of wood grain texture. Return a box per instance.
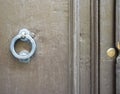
[0,0,115,94]
[79,0,91,94]
[100,0,115,94]
[0,0,69,94]
[72,0,99,94]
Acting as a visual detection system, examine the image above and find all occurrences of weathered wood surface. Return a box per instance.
[0,0,116,94]
[116,0,120,94]
[0,0,69,94]
[116,57,120,94]
[72,0,99,94]
[90,0,99,94]
[100,0,115,94]
[79,0,91,93]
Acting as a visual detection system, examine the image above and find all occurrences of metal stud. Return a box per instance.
[107,48,116,58]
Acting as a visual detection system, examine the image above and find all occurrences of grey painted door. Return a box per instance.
[0,0,115,94]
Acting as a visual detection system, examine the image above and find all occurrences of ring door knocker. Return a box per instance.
[10,28,37,63]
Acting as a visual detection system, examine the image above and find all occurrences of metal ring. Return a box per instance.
[10,29,36,63]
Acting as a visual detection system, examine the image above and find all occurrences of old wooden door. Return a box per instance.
[0,0,116,94]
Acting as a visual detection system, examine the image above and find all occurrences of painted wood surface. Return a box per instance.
[100,0,115,94]
[0,0,69,94]
[0,0,116,94]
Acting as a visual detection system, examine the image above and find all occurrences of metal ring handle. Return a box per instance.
[10,29,36,63]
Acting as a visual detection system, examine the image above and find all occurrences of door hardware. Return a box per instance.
[106,48,116,58]
[10,28,37,63]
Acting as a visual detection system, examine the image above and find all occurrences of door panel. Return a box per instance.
[100,0,115,94]
[0,0,69,94]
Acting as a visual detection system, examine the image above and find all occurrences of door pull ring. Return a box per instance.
[10,28,37,63]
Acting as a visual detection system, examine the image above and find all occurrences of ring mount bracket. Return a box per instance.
[10,28,36,63]
[19,50,30,63]
[19,29,31,42]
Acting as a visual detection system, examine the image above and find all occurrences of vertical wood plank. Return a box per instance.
[116,57,120,94]
[116,0,120,94]
[79,0,91,94]
[100,0,115,94]
[72,0,93,94]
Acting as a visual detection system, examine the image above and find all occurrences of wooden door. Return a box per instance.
[0,0,116,94]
